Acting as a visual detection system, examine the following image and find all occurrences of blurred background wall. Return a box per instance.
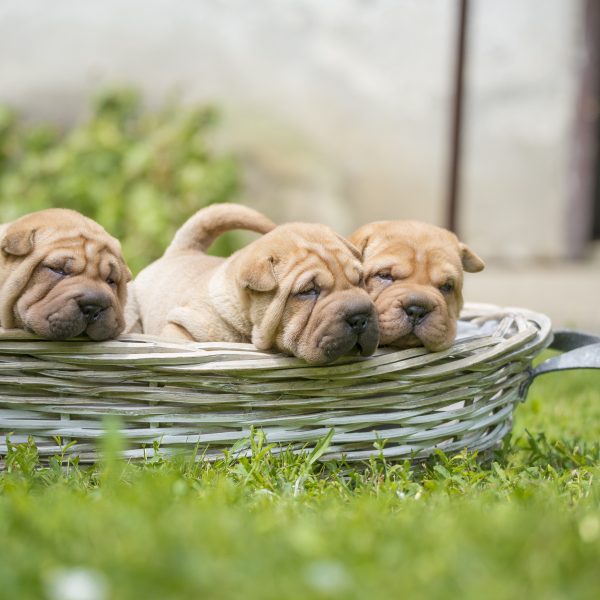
[1,0,599,328]
[1,0,455,236]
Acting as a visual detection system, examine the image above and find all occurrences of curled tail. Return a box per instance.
[164,203,276,256]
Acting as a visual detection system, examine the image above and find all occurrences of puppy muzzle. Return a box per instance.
[378,293,453,351]
[346,308,379,357]
[315,303,379,364]
[23,291,123,341]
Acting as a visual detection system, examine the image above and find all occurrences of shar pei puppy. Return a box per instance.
[127,203,379,364]
[0,208,131,340]
[349,220,484,352]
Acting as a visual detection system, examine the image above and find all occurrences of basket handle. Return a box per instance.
[530,330,600,380]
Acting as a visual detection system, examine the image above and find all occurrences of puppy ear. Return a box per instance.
[123,265,133,283]
[238,255,278,292]
[335,233,362,261]
[347,228,370,259]
[459,243,485,273]
[1,227,35,257]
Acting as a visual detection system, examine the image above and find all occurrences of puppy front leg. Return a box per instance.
[124,282,143,334]
[160,322,195,341]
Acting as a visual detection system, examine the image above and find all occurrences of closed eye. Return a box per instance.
[294,285,320,299]
[373,272,394,283]
[45,265,68,277]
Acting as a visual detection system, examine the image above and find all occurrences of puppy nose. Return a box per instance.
[79,302,105,322]
[346,312,370,333]
[404,304,430,322]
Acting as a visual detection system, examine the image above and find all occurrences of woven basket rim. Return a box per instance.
[0,302,553,463]
[0,301,552,363]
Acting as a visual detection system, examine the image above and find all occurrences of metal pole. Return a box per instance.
[446,0,469,234]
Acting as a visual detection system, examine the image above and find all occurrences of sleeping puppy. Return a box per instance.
[0,208,131,340]
[349,220,484,352]
[127,203,379,364]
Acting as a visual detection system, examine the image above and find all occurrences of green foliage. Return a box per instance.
[0,89,240,273]
[1,368,600,599]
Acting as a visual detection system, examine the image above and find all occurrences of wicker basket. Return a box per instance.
[0,301,589,464]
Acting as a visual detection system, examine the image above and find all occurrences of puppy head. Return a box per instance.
[232,223,379,365]
[349,220,484,352]
[0,209,131,340]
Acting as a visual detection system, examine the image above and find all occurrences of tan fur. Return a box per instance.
[0,209,131,340]
[349,220,484,352]
[128,204,379,365]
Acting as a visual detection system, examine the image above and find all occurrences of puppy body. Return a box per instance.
[129,252,241,342]
[350,220,484,352]
[129,204,379,364]
[0,209,130,340]
[126,204,277,342]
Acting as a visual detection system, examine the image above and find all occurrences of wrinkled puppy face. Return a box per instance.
[1,209,131,341]
[234,223,379,365]
[349,221,484,352]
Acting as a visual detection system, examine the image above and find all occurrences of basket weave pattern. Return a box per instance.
[0,303,551,463]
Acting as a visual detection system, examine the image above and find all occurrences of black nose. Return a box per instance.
[404,304,430,323]
[79,302,105,322]
[346,312,370,333]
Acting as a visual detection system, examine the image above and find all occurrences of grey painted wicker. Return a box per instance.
[0,302,551,463]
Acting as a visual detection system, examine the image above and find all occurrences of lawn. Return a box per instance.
[1,366,600,600]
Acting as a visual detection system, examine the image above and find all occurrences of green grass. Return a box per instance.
[1,368,600,600]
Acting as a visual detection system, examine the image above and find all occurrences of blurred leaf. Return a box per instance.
[0,88,240,273]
